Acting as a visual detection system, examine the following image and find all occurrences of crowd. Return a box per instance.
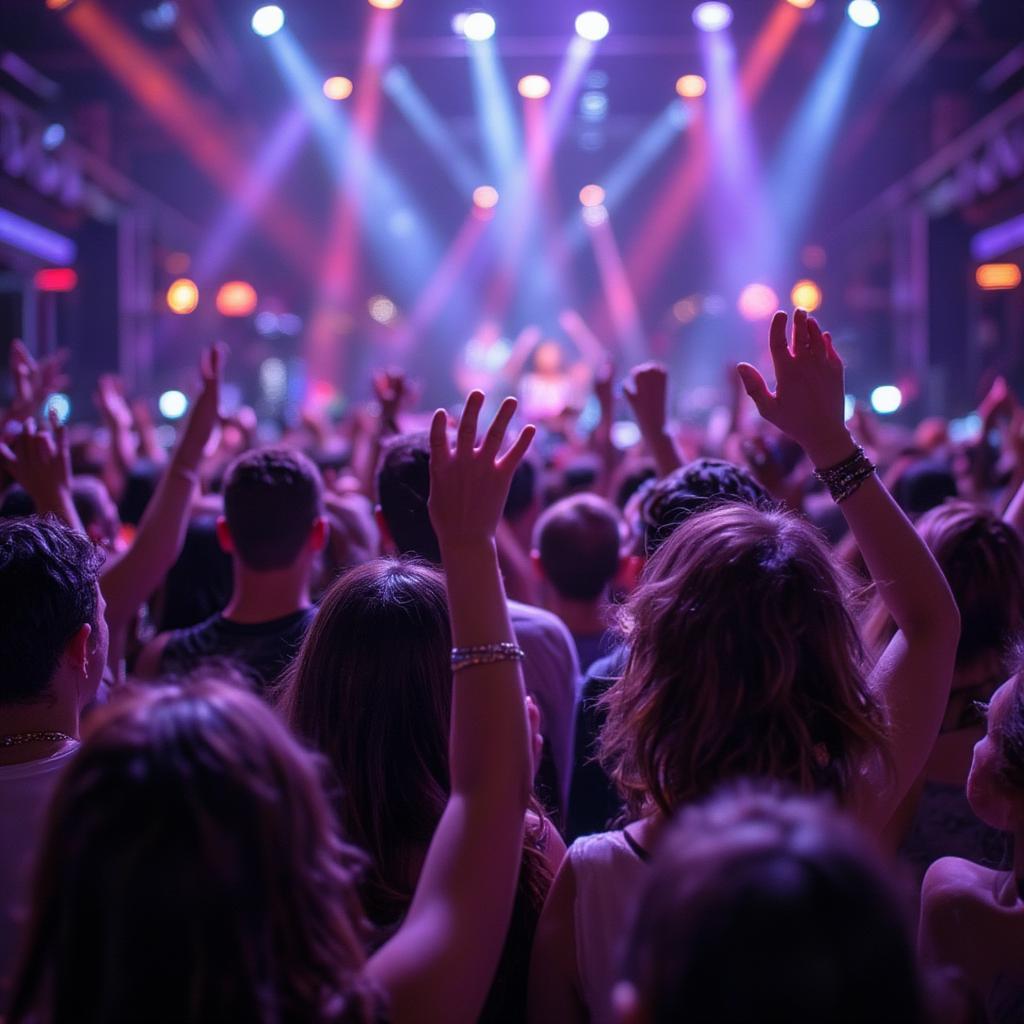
[0,307,1023,1022]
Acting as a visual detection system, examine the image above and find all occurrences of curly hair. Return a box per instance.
[9,680,379,1024]
[600,503,888,818]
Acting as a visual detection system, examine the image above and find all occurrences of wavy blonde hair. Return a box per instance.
[600,503,888,819]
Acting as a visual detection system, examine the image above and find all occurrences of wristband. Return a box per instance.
[451,642,525,672]
[814,445,875,504]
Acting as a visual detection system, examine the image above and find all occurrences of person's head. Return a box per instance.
[375,433,439,564]
[157,514,234,631]
[967,671,1024,833]
[617,784,926,1024]
[0,516,107,710]
[534,341,563,375]
[71,475,121,550]
[601,503,887,817]
[9,680,375,1024]
[631,458,772,557]
[219,446,326,573]
[278,558,452,923]
[869,501,1024,701]
[891,457,958,519]
[532,494,624,604]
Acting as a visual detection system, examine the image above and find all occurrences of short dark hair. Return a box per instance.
[637,458,772,556]
[0,516,104,705]
[534,494,621,601]
[223,448,324,571]
[376,434,440,565]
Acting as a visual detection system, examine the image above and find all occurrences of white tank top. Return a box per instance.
[569,830,650,1024]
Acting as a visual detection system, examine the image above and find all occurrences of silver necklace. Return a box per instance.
[0,731,75,748]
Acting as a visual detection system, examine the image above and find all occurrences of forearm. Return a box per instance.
[35,485,85,535]
[442,538,531,802]
[646,430,683,478]
[814,433,957,636]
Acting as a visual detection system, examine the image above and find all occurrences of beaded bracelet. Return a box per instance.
[814,445,876,504]
[451,642,525,672]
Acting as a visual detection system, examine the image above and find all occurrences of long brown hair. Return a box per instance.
[277,558,553,1021]
[600,503,888,819]
[277,559,453,924]
[9,681,377,1024]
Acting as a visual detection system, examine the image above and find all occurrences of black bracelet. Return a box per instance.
[814,445,876,504]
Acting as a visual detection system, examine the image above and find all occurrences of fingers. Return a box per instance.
[480,396,518,459]
[768,311,790,374]
[456,391,484,454]
[737,363,776,419]
[806,315,827,358]
[823,330,840,364]
[496,423,536,476]
[793,307,811,356]
[428,408,451,467]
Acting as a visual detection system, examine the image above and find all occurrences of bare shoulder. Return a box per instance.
[922,857,997,911]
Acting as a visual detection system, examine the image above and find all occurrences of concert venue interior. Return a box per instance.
[6,4,1024,1022]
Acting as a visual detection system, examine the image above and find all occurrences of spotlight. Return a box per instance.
[216,281,258,317]
[368,0,403,7]
[673,296,701,324]
[844,395,855,422]
[579,184,606,208]
[452,12,469,34]
[786,0,815,7]
[790,279,822,312]
[582,204,609,227]
[259,358,287,401]
[575,11,609,42]
[368,295,398,325]
[45,0,73,9]
[870,385,902,415]
[518,75,551,99]
[976,263,1022,290]
[141,1,179,30]
[692,2,733,32]
[41,123,66,150]
[675,74,707,99]
[166,278,199,314]
[250,4,284,37]
[737,283,779,322]
[44,393,71,425]
[462,11,496,41]
[159,390,189,420]
[846,0,880,28]
[323,76,353,100]
[473,185,500,209]
[580,91,609,121]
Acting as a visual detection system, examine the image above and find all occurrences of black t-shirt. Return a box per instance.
[158,608,316,693]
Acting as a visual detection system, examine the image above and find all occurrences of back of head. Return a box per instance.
[71,476,120,549]
[279,559,452,924]
[601,503,886,816]
[622,784,926,1024]
[534,493,622,602]
[376,433,438,564]
[0,516,103,706]
[635,458,771,557]
[891,458,958,519]
[223,447,324,571]
[157,515,234,631]
[9,680,373,1024]
[917,500,1024,676]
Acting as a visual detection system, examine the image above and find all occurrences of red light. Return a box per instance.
[34,268,78,292]
[215,280,258,317]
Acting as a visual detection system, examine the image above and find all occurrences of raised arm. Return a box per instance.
[622,362,683,478]
[0,412,83,533]
[100,345,224,635]
[366,392,535,1024]
[739,309,960,833]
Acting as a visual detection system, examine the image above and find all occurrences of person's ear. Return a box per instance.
[374,506,394,555]
[530,549,546,581]
[64,622,92,676]
[215,515,235,554]
[310,515,328,553]
[616,554,644,591]
[611,981,645,1024]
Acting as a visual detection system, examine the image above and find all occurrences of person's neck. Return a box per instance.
[0,688,80,766]
[542,589,607,638]
[222,563,312,624]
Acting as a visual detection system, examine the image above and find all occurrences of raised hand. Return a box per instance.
[8,341,70,423]
[622,362,668,441]
[738,308,855,469]
[94,374,133,431]
[428,391,535,552]
[174,343,226,470]
[0,411,81,530]
[372,368,409,433]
